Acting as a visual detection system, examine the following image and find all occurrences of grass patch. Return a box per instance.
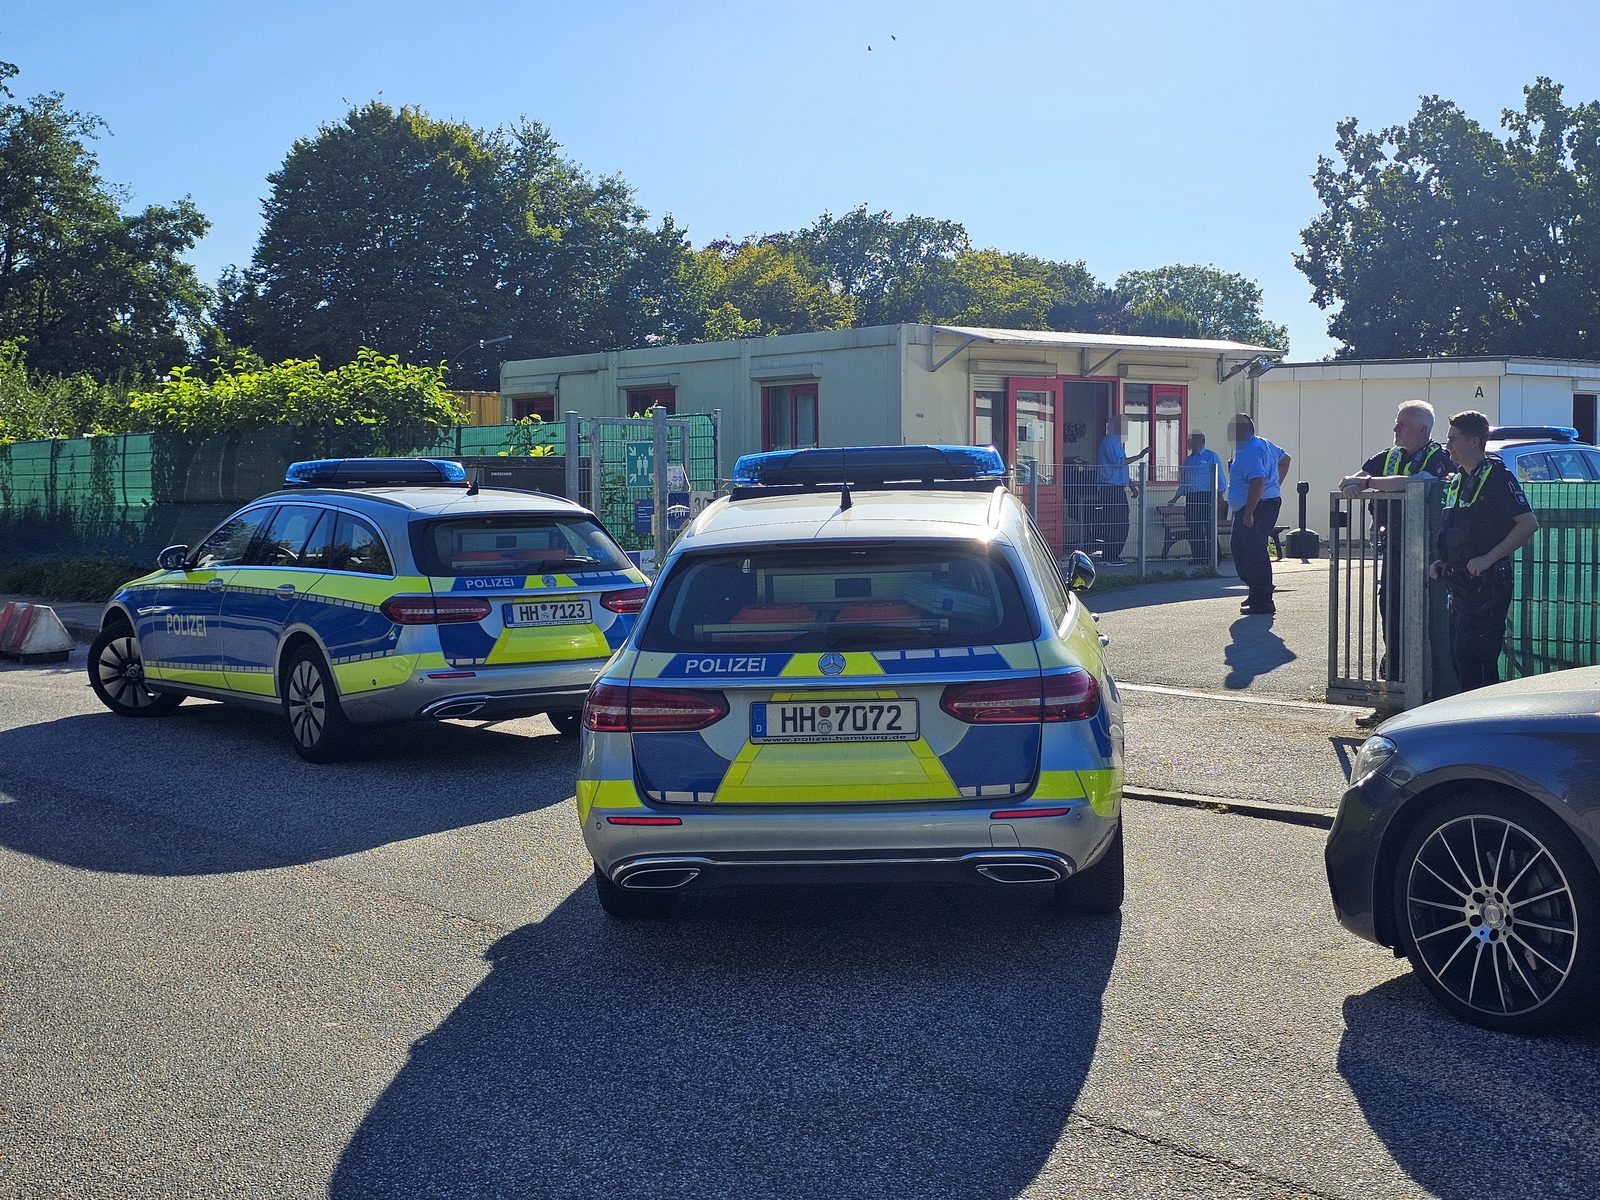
[0,556,144,603]
[1085,566,1220,593]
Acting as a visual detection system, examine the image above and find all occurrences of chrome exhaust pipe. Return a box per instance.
[618,867,702,891]
[424,699,488,719]
[976,862,1063,884]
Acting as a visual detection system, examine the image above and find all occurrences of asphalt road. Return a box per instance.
[1092,561,1366,810]
[4,652,1598,1199]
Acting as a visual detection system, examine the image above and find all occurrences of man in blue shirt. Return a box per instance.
[1226,414,1290,615]
[1175,430,1223,563]
[1095,414,1150,564]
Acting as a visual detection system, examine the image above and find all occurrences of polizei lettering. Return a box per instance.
[684,656,769,675]
[165,613,207,637]
[460,576,520,590]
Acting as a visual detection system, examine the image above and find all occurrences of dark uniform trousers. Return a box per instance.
[1231,498,1280,606]
[1447,566,1514,691]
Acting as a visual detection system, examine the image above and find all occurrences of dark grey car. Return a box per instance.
[1326,666,1600,1032]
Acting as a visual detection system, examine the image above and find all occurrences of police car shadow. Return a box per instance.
[1337,978,1600,1198]
[331,883,1123,1200]
[0,705,579,876]
[1222,616,1296,690]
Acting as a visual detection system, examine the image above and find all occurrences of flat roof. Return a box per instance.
[1271,354,1600,370]
[931,325,1285,357]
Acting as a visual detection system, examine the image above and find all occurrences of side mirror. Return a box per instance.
[1065,549,1096,592]
[157,545,190,571]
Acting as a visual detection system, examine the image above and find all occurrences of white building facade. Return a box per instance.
[1260,357,1600,535]
[501,323,1281,552]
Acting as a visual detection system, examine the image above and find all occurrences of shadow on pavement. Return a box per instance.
[332,884,1122,1200]
[0,704,577,875]
[1222,615,1296,690]
[1329,736,1364,780]
[1339,978,1600,1198]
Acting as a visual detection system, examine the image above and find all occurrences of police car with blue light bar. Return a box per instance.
[87,458,650,761]
[576,443,1125,918]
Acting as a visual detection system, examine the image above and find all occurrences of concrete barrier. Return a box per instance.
[0,602,75,663]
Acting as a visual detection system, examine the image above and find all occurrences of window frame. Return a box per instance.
[189,504,278,570]
[511,396,555,421]
[627,388,676,417]
[762,383,820,451]
[1121,382,1187,486]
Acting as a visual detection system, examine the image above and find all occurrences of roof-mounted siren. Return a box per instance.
[731,444,1007,491]
[283,457,469,489]
[1489,425,1581,443]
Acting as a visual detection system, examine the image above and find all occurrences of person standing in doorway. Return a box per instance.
[1339,399,1455,724]
[1175,430,1224,563]
[1225,414,1289,615]
[1429,410,1538,692]
[1097,413,1150,565]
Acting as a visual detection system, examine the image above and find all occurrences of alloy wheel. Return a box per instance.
[287,659,327,748]
[95,635,157,709]
[1405,814,1578,1018]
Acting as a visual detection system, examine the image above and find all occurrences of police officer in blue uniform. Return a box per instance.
[1428,410,1539,692]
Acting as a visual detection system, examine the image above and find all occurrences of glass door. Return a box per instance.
[1006,377,1063,550]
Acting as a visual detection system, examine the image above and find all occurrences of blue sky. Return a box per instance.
[6,1,1598,359]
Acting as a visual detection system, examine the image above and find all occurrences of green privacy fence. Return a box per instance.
[0,415,720,563]
[1502,481,1600,680]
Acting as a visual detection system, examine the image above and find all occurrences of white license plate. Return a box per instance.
[750,700,919,743]
[502,599,593,627]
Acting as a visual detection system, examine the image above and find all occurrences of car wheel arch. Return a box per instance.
[1373,777,1587,949]
[276,630,333,692]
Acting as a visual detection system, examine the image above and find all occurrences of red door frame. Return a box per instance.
[1148,384,1188,486]
[1004,377,1064,549]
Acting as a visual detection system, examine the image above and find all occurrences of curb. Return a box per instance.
[1124,785,1335,830]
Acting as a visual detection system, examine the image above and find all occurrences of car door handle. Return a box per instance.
[275,584,296,600]
[206,579,224,592]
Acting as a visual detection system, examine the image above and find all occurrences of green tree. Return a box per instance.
[1297,78,1600,358]
[127,348,460,453]
[1114,264,1288,348]
[238,106,697,385]
[791,206,971,324]
[689,240,854,338]
[0,61,210,380]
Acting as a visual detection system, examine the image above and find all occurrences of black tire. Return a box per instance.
[1393,790,1600,1033]
[1053,823,1125,914]
[550,710,582,738]
[281,645,360,763]
[87,623,182,718]
[592,866,680,919]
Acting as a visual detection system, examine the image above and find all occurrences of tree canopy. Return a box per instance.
[1114,265,1287,347]
[1298,77,1600,358]
[0,61,210,381]
[232,104,697,387]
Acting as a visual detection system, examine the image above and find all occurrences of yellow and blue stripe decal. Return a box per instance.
[446,569,646,592]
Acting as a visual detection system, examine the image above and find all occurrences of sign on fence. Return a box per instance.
[625,441,655,488]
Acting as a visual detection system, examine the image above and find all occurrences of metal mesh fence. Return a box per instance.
[1503,481,1600,679]
[1016,461,1218,569]
[0,414,719,564]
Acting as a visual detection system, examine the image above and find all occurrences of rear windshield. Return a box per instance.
[413,515,631,577]
[639,542,1036,653]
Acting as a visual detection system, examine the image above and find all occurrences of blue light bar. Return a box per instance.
[1489,425,1581,443]
[284,458,469,488]
[732,445,1007,487]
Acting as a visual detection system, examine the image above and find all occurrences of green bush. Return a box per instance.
[0,556,145,602]
[0,341,135,444]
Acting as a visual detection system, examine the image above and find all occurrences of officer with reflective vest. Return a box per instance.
[1428,410,1538,693]
[1339,400,1456,722]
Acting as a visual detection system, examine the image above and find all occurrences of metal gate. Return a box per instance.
[562,409,719,567]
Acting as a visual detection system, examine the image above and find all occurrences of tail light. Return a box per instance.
[601,586,650,614]
[381,595,491,625]
[940,669,1100,724]
[582,683,727,732]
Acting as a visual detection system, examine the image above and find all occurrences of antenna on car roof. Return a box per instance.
[838,446,852,510]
